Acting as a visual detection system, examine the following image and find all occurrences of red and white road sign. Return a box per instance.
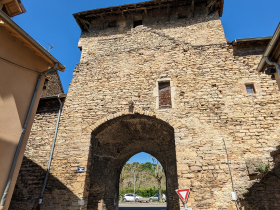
[175,189,190,203]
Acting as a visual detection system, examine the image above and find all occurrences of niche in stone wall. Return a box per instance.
[108,20,117,28]
[133,20,143,28]
[245,159,270,180]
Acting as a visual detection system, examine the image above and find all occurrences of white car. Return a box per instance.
[122,194,142,202]
[149,194,167,202]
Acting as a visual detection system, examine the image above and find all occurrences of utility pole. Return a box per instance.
[133,167,136,203]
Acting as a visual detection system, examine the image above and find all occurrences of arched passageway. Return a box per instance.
[86,114,179,210]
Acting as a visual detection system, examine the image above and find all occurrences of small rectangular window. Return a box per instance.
[133,20,142,28]
[245,84,255,94]
[108,21,116,28]
[159,82,171,109]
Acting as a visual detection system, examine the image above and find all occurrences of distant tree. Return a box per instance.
[120,171,124,192]
[138,178,143,188]
[139,162,152,171]
[128,181,132,188]
[120,157,166,197]
[152,157,163,202]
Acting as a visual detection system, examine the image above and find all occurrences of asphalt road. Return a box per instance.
[119,202,167,210]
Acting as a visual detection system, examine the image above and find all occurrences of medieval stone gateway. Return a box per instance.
[87,114,179,210]
[9,0,280,210]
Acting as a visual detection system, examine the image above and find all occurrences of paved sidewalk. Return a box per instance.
[119,202,167,210]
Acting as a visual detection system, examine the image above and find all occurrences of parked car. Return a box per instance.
[138,197,150,203]
[149,194,166,202]
[122,194,142,202]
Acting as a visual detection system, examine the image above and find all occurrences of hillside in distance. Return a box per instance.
[120,162,166,191]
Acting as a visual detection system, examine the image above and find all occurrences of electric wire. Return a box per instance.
[222,138,240,210]
[0,56,40,73]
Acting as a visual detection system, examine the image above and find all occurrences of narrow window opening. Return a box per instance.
[44,78,49,85]
[108,21,117,28]
[245,84,256,94]
[159,82,171,109]
[133,20,142,28]
[178,12,187,19]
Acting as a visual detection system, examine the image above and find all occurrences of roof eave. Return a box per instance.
[231,36,272,45]
[0,9,65,71]
[257,22,280,72]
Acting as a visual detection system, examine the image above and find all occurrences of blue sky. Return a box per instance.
[13,0,280,94]
[12,1,279,163]
[129,152,154,164]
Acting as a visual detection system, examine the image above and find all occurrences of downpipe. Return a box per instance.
[266,58,280,73]
[0,64,59,210]
[37,94,63,210]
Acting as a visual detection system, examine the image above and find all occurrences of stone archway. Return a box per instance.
[86,114,179,210]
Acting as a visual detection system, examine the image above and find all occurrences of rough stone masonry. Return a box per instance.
[10,0,280,210]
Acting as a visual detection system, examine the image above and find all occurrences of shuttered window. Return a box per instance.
[159,82,171,109]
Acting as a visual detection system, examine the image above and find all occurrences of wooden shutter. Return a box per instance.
[159,82,171,109]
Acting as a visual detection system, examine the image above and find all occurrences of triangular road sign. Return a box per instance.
[175,189,190,203]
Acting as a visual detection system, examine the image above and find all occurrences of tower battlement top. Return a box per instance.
[73,0,224,31]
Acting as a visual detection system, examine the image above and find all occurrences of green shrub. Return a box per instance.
[119,187,166,198]
[254,161,269,173]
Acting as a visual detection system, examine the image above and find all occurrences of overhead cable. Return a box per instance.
[0,56,40,73]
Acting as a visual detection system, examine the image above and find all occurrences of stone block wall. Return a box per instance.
[41,71,64,97]
[9,99,73,210]
[10,8,280,210]
[80,11,226,63]
[56,19,280,209]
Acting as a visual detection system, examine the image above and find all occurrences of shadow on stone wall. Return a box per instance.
[10,156,79,210]
[232,40,269,57]
[84,11,220,38]
[239,146,280,210]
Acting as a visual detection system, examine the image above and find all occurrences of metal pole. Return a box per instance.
[134,168,135,203]
[184,203,187,209]
[37,95,63,209]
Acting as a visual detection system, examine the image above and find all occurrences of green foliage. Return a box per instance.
[254,161,269,173]
[121,161,165,191]
[139,162,153,171]
[119,187,166,198]
[122,162,156,181]
[124,162,154,172]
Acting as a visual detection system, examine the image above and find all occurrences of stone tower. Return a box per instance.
[10,0,280,210]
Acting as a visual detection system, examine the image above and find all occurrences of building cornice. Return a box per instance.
[257,22,280,72]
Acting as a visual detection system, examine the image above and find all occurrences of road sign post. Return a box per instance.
[175,188,192,210]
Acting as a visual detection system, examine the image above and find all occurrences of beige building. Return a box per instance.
[0,8,65,210]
